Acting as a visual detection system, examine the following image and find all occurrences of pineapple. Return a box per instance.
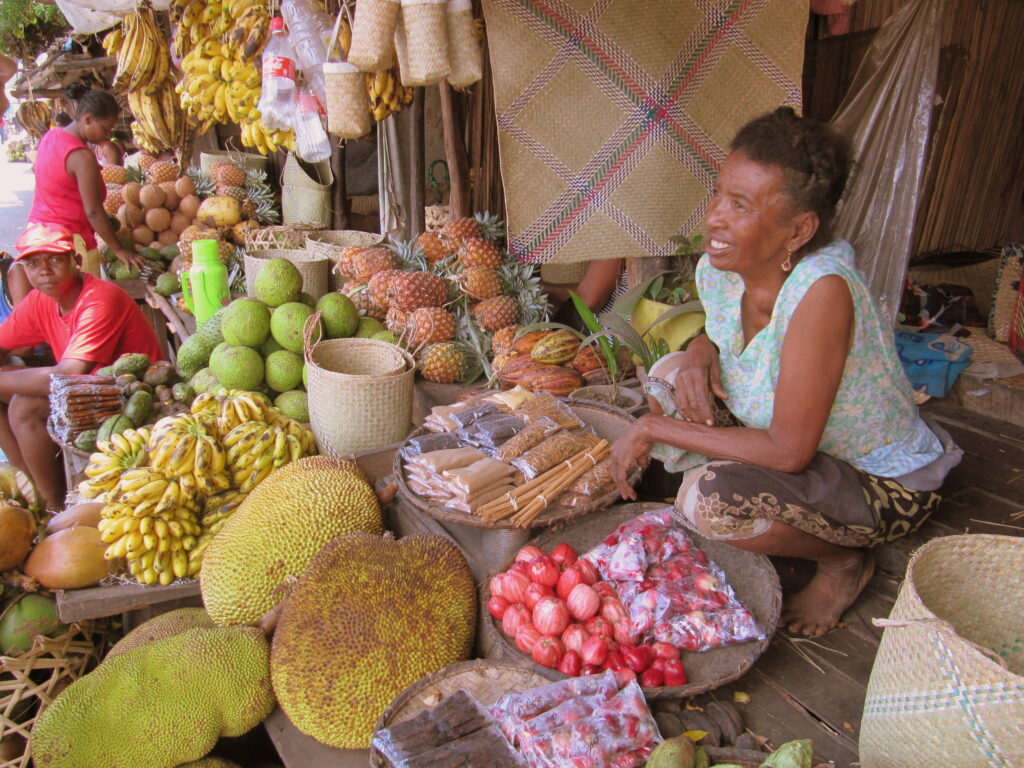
[459,266,502,300]
[348,246,398,283]
[418,342,469,383]
[391,271,448,311]
[475,211,506,242]
[101,165,127,185]
[147,160,178,184]
[385,306,409,333]
[416,230,456,266]
[491,325,521,356]
[459,237,502,269]
[368,269,403,308]
[472,295,521,332]
[218,185,247,203]
[213,162,246,188]
[443,216,481,244]
[500,260,550,326]
[243,167,280,224]
[406,307,457,348]
[342,280,387,321]
[185,167,217,198]
[103,185,124,216]
[138,152,158,172]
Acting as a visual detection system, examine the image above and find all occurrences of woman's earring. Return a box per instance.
[781,249,793,272]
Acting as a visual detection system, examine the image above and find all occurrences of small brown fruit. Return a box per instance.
[132,225,155,246]
[175,175,196,197]
[177,194,200,219]
[170,211,191,235]
[145,207,172,233]
[157,229,178,246]
[159,182,180,210]
[118,202,144,230]
[138,184,166,210]
[122,181,142,207]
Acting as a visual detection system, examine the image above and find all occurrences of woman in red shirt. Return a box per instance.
[14,85,144,303]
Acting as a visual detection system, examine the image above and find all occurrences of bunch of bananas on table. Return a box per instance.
[16,101,52,140]
[78,392,317,585]
[172,0,295,154]
[104,5,190,153]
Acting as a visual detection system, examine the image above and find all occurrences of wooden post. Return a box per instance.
[331,140,349,230]
[408,88,426,239]
[439,82,470,218]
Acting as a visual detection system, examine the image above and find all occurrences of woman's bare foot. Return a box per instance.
[780,550,875,636]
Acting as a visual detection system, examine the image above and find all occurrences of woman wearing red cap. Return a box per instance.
[0,223,162,510]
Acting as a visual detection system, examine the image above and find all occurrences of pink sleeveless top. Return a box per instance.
[28,128,103,250]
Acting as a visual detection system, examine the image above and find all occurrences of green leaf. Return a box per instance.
[570,291,618,381]
[609,271,674,319]
[601,312,654,369]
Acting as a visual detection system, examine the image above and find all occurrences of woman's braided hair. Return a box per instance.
[66,82,120,121]
[730,107,851,253]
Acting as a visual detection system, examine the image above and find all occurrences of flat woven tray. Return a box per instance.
[393,399,641,530]
[369,659,554,768]
[480,503,782,700]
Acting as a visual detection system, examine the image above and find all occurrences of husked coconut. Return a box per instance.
[132,225,155,246]
[175,175,196,197]
[123,181,143,206]
[159,182,180,210]
[118,202,145,230]
[139,184,166,210]
[170,211,191,235]
[157,229,178,246]
[145,207,172,233]
[177,194,200,220]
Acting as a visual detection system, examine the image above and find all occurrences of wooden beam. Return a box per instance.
[439,82,470,217]
[331,140,349,230]
[408,88,426,239]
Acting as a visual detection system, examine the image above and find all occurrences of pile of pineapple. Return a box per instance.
[337,214,549,384]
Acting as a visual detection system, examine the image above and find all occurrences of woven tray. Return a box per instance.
[393,399,641,530]
[479,503,781,700]
[369,659,556,768]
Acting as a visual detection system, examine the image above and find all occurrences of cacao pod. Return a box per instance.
[512,330,553,356]
[518,364,583,396]
[499,354,544,387]
[531,330,581,365]
[572,344,635,376]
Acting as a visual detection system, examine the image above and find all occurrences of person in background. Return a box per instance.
[609,108,961,637]
[542,258,627,327]
[0,224,163,511]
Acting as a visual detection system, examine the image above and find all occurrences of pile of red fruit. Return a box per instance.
[487,543,688,688]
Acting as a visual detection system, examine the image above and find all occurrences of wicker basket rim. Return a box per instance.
[306,337,415,378]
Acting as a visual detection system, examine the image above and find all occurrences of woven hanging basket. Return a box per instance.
[860,534,1024,768]
[244,248,330,301]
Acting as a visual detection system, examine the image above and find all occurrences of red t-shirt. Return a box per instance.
[0,274,164,370]
[28,128,103,251]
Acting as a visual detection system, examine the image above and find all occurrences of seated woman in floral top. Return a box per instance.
[610,108,961,637]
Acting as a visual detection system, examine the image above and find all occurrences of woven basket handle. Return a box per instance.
[302,310,324,361]
[873,617,1009,669]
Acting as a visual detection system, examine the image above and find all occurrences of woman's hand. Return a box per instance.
[674,334,727,426]
[115,247,146,270]
[610,421,653,501]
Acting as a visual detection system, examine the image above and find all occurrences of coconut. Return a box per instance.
[157,229,178,246]
[145,207,172,233]
[139,183,167,210]
[0,504,35,570]
[123,181,143,207]
[132,225,155,246]
[118,202,145,230]
[196,195,242,228]
[175,175,196,197]
[23,526,109,590]
[0,594,62,655]
[170,211,191,235]
[177,194,201,220]
[46,502,103,534]
[159,182,180,210]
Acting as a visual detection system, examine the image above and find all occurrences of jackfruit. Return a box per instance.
[270,532,476,749]
[200,457,383,626]
[32,626,274,768]
[178,759,241,768]
[177,309,226,378]
[105,607,215,661]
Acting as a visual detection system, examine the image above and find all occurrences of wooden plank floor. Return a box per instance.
[682,401,1024,767]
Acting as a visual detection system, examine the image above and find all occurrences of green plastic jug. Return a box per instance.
[181,240,230,325]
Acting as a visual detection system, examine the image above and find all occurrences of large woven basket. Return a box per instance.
[1,619,112,768]
[369,659,555,768]
[306,337,416,456]
[244,248,330,301]
[306,230,385,291]
[282,155,334,229]
[860,534,1024,768]
[479,502,781,700]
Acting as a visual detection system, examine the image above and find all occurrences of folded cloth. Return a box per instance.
[410,446,487,473]
[443,457,517,496]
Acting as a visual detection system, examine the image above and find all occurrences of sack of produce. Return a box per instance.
[861,534,1024,768]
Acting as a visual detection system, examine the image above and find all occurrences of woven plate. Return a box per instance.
[393,400,642,530]
[479,502,781,700]
[368,659,554,767]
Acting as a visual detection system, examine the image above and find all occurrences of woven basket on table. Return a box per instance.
[244,225,321,251]
[1,620,112,768]
[244,248,330,301]
[860,534,1024,768]
[305,230,385,291]
[369,659,554,768]
[478,502,781,700]
[305,336,415,456]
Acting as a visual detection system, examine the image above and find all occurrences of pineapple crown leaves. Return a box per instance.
[450,301,494,383]
[473,211,507,244]
[124,165,145,184]
[243,167,281,225]
[185,166,217,199]
[499,260,550,326]
[386,238,430,272]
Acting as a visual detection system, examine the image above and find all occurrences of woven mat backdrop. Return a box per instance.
[481,0,807,265]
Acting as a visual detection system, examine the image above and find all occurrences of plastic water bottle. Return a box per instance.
[293,86,332,163]
[281,0,331,105]
[258,17,298,131]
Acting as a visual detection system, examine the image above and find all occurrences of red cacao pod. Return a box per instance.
[518,365,583,397]
[512,330,553,355]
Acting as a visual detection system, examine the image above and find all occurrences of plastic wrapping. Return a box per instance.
[511,431,600,481]
[408,446,486,473]
[400,432,470,460]
[513,393,582,430]
[493,671,619,725]
[457,414,528,451]
[442,457,517,496]
[583,509,765,652]
[494,417,562,462]
[829,0,941,324]
[55,0,171,34]
[561,459,615,501]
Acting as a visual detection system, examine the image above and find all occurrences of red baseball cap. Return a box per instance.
[14,223,77,261]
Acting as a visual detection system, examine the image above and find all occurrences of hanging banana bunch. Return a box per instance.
[16,101,52,140]
[172,0,294,155]
[107,4,172,94]
[128,75,190,155]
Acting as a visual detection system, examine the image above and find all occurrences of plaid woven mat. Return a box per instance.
[481,0,807,265]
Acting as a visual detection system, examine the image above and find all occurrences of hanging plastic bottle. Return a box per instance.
[293,86,332,163]
[258,17,298,131]
[280,0,331,105]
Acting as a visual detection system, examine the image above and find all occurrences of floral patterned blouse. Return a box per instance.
[697,239,942,477]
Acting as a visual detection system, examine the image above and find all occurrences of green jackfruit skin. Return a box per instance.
[177,310,227,378]
[32,626,273,768]
[200,457,383,627]
[177,758,242,768]
[105,607,215,661]
[270,532,476,749]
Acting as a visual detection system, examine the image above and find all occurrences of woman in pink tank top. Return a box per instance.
[26,84,144,277]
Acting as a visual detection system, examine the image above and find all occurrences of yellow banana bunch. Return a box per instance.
[201,488,248,535]
[266,410,317,455]
[100,501,202,585]
[147,413,230,497]
[192,389,271,438]
[112,6,172,94]
[78,428,151,499]
[367,69,415,123]
[15,101,52,140]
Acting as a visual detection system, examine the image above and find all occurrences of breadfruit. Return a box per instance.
[105,607,215,661]
[271,532,476,749]
[112,353,151,378]
[222,298,271,348]
[190,367,220,394]
[211,346,264,391]
[274,390,308,422]
[264,350,303,393]
[200,457,383,626]
[31,626,274,768]
[178,759,242,768]
[316,293,359,339]
[254,258,302,307]
[270,302,316,353]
